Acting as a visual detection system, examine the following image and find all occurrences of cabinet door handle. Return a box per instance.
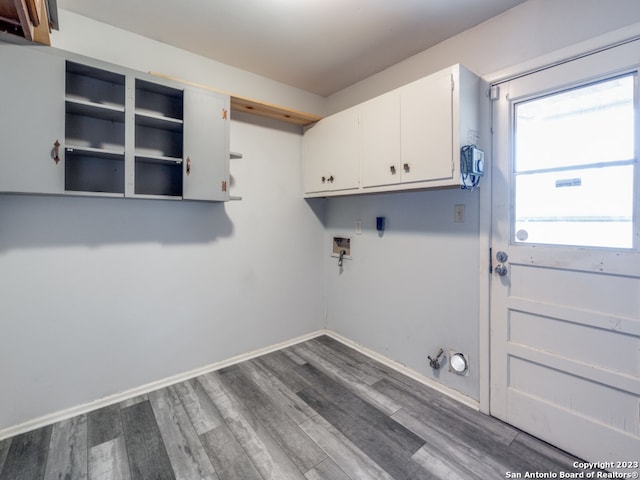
[328,175,334,183]
[390,165,396,174]
[321,176,326,183]
[53,140,60,164]
[403,163,410,172]
[186,156,191,175]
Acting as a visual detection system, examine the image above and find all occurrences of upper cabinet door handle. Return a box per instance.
[53,140,60,164]
[186,156,191,175]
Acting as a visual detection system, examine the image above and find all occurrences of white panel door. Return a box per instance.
[183,88,230,201]
[0,44,65,194]
[491,40,640,466]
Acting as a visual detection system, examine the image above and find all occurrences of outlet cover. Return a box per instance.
[332,236,351,257]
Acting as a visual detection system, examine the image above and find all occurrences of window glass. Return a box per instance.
[513,74,636,248]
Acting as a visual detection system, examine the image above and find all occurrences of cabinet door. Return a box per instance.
[0,45,65,194]
[183,88,230,201]
[302,119,329,193]
[303,107,359,194]
[400,68,454,183]
[361,90,401,188]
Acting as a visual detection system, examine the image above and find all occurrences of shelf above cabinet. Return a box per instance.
[149,71,323,126]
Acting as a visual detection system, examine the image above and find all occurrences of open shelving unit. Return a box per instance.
[65,61,126,195]
[134,79,184,197]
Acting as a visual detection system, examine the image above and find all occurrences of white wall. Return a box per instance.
[0,56,325,435]
[323,0,640,402]
[328,0,640,114]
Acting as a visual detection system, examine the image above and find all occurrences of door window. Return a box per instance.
[513,74,636,249]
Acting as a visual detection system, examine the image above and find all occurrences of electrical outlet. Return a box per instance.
[355,219,362,234]
[454,204,465,223]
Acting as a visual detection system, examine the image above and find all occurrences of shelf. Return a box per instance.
[130,194,182,201]
[135,111,183,131]
[66,98,125,122]
[230,96,323,126]
[149,71,324,127]
[65,152,125,194]
[135,160,182,197]
[135,79,183,123]
[67,61,126,85]
[135,154,183,165]
[64,191,125,199]
[66,145,125,159]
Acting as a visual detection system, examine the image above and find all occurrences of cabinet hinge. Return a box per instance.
[221,180,227,192]
[451,74,455,92]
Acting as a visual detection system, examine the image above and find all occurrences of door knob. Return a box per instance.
[495,264,508,276]
[496,251,508,262]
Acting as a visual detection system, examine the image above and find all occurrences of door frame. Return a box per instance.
[477,29,640,415]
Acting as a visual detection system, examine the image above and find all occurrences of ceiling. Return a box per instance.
[57,0,526,97]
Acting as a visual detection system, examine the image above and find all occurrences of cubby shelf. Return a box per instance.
[65,98,125,121]
[134,111,183,131]
[65,145,125,159]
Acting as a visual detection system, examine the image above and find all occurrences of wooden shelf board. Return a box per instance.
[1,0,51,45]
[149,71,324,127]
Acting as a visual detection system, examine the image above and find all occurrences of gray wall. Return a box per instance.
[322,0,640,402]
[0,111,325,431]
[2,0,640,432]
[324,189,480,399]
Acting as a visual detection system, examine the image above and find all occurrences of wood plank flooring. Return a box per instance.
[0,335,587,480]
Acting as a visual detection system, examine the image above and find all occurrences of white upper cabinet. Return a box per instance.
[303,106,359,194]
[0,44,65,194]
[304,64,481,197]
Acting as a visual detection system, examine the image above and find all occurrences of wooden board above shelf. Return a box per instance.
[230,96,323,126]
[150,71,324,127]
[0,0,52,45]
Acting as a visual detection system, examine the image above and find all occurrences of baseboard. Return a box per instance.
[324,331,480,411]
[0,330,326,441]
[1,328,479,440]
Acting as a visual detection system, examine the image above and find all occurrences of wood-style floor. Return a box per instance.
[0,335,585,480]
